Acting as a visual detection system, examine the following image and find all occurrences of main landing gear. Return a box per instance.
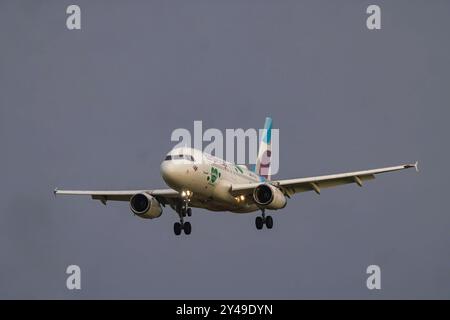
[255,209,273,230]
[174,197,192,236]
[174,220,191,236]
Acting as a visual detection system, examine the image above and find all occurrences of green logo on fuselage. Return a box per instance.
[207,166,221,184]
[234,165,244,174]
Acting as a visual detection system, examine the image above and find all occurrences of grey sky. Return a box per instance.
[0,0,449,299]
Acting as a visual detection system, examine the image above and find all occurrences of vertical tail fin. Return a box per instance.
[255,117,272,180]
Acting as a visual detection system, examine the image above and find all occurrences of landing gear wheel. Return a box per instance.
[187,208,192,217]
[255,216,264,230]
[174,222,182,235]
[265,216,273,229]
[183,221,192,235]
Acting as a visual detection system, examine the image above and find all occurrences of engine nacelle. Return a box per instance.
[253,183,287,210]
[130,193,163,219]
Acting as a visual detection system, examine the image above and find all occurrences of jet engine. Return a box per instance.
[253,183,287,210]
[130,193,163,219]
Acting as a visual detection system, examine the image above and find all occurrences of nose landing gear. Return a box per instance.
[255,209,273,230]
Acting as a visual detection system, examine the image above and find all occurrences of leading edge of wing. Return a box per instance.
[54,188,179,196]
[230,162,418,195]
[54,188,180,205]
[274,162,418,186]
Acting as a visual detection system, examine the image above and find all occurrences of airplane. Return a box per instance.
[54,117,418,236]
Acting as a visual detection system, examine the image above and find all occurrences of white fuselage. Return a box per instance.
[160,147,263,213]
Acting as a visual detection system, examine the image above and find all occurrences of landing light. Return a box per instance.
[240,195,245,201]
[181,190,192,198]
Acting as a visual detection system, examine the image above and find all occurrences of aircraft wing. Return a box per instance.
[231,162,418,197]
[54,188,180,205]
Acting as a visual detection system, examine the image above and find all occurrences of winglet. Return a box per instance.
[404,161,419,172]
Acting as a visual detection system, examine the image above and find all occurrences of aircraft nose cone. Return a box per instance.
[160,161,179,187]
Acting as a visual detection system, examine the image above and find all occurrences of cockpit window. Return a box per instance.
[165,154,195,162]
